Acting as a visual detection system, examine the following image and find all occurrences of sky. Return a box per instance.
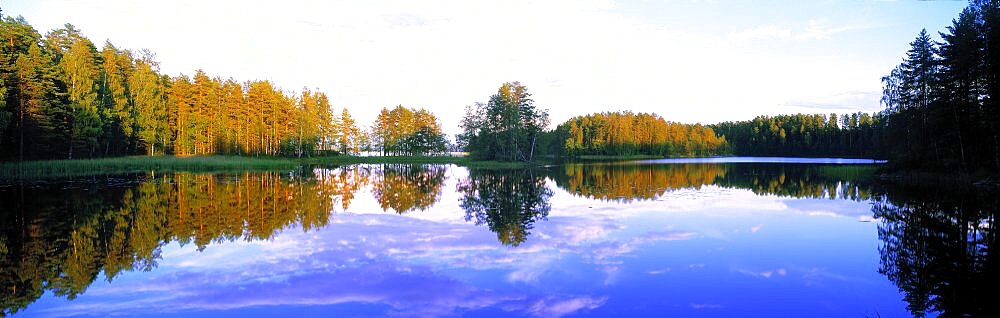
[3,0,969,135]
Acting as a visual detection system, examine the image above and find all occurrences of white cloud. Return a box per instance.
[527,296,607,318]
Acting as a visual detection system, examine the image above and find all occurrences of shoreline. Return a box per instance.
[0,155,545,180]
[3,155,995,187]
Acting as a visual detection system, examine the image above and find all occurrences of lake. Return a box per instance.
[1,158,995,317]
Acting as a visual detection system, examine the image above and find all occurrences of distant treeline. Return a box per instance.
[711,112,883,158]
[0,17,448,161]
[549,111,727,158]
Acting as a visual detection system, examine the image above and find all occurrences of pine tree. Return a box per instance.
[16,44,68,159]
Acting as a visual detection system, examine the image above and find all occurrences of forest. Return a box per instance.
[549,111,727,158]
[710,112,883,158]
[0,16,448,161]
[878,1,1000,171]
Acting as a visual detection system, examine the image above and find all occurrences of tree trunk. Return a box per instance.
[18,98,24,162]
[528,132,537,162]
[951,103,966,165]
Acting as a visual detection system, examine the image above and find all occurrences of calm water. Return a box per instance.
[1,158,996,317]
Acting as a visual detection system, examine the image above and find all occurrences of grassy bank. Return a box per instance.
[0,155,546,180]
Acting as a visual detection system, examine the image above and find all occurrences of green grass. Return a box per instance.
[0,155,549,180]
[0,155,299,180]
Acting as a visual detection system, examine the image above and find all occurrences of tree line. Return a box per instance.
[0,16,449,161]
[550,111,727,158]
[459,86,728,161]
[879,1,1000,171]
[456,83,886,161]
[710,112,884,158]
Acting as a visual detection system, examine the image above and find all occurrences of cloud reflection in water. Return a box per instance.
[3,162,914,317]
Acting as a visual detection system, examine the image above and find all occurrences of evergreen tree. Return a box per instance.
[461,82,549,161]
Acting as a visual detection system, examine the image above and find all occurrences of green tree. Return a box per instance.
[46,24,103,158]
[16,44,68,160]
[876,1,1000,171]
[130,50,167,155]
[461,82,549,161]
[98,42,135,156]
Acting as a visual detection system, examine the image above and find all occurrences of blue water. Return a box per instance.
[5,160,975,317]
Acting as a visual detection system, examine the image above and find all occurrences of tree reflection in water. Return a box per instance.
[370,164,446,214]
[3,163,995,317]
[550,163,877,201]
[0,170,338,315]
[550,163,726,202]
[0,164,450,315]
[457,168,552,247]
[873,184,999,317]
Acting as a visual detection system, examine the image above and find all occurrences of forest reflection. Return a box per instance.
[0,164,449,315]
[318,164,447,214]
[549,163,877,202]
[370,164,446,213]
[3,162,972,316]
[873,184,999,317]
[0,171,336,314]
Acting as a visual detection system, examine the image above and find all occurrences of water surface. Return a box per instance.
[1,160,995,317]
